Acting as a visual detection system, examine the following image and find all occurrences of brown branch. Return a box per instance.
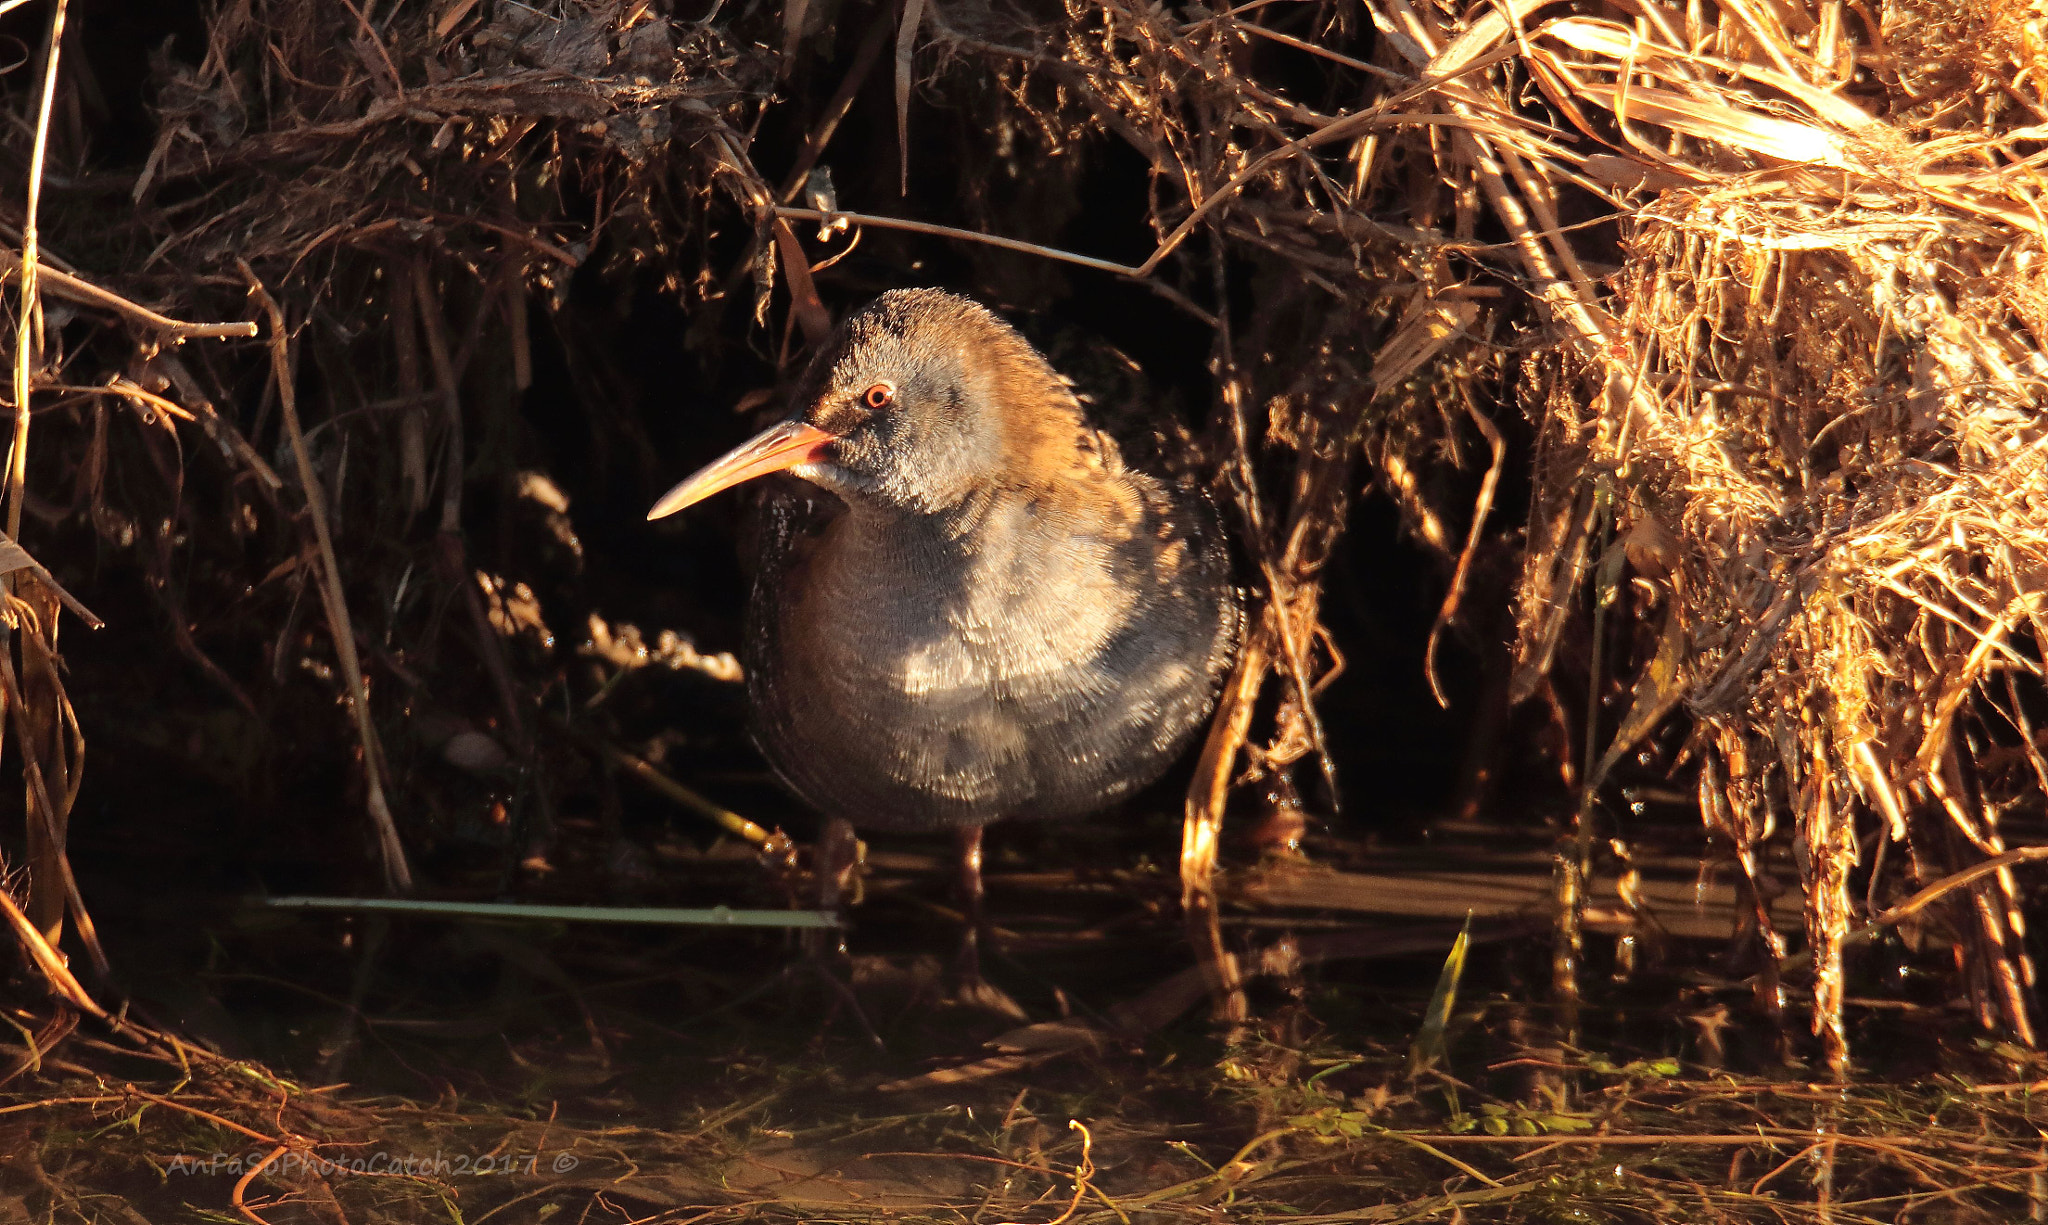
[1774,846,2048,979]
[232,1145,289,1225]
[241,262,414,894]
[1424,390,1506,707]
[778,9,898,203]
[0,251,258,341]
[7,0,67,548]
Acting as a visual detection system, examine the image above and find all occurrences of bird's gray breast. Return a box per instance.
[745,485,1229,831]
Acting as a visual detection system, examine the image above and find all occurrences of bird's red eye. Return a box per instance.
[863,382,895,410]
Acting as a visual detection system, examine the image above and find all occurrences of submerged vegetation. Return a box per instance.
[12,946,2048,1222]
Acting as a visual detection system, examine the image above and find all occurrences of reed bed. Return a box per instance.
[0,1,2044,1213]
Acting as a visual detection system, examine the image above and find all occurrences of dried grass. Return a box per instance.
[11,1007,2048,1222]
[954,0,2048,1068]
[1481,0,2048,1069]
[0,0,2042,1097]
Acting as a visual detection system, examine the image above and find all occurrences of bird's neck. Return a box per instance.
[840,484,1033,552]
[845,450,1136,554]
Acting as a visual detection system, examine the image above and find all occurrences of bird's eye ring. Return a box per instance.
[862,382,896,411]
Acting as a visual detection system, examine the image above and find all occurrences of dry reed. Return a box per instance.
[0,0,2041,1089]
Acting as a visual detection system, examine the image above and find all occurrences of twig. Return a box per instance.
[123,1086,295,1148]
[0,1093,126,1116]
[777,8,895,203]
[1775,845,2048,977]
[258,895,841,929]
[775,206,1148,278]
[769,219,832,346]
[1412,1130,2037,1154]
[1423,388,1505,707]
[336,0,404,101]
[241,262,414,894]
[1180,636,1265,1021]
[993,1121,1094,1225]
[94,378,194,422]
[0,251,257,341]
[409,261,465,538]
[1381,1130,1505,1187]
[0,885,105,1019]
[7,0,67,543]
[431,214,580,267]
[555,717,775,847]
[766,48,1535,307]
[0,640,108,980]
[3,0,81,958]
[0,531,101,627]
[771,207,1219,323]
[0,1007,75,1086]
[232,1144,288,1225]
[150,354,285,493]
[896,0,926,196]
[1224,15,1412,84]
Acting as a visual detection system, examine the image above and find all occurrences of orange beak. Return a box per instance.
[646,420,838,520]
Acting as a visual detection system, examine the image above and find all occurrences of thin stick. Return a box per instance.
[896,0,927,196]
[123,1086,295,1148]
[558,718,775,847]
[1424,390,1505,707]
[241,263,414,893]
[7,0,67,542]
[0,253,256,341]
[336,0,404,100]
[1410,1130,2030,1153]
[259,895,841,928]
[1179,633,1265,1022]
[776,207,1150,278]
[770,205,1214,323]
[1225,16,1412,84]
[1776,845,2048,977]
[992,1120,1094,1225]
[147,356,286,492]
[0,1094,126,1116]
[777,8,895,203]
[0,641,108,978]
[0,883,104,1019]
[5,0,72,956]
[0,531,101,626]
[409,262,465,538]
[87,379,194,422]
[232,1145,288,1225]
[1383,1131,1505,1187]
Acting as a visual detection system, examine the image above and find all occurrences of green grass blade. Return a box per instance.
[1409,911,1474,1075]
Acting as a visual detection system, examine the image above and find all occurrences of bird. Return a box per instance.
[647,288,1242,1001]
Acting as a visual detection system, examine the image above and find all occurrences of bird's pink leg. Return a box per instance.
[950,827,1025,1018]
[953,825,988,983]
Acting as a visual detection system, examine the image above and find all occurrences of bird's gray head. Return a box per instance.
[648,289,1085,521]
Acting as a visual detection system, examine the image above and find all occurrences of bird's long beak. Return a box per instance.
[646,420,838,520]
